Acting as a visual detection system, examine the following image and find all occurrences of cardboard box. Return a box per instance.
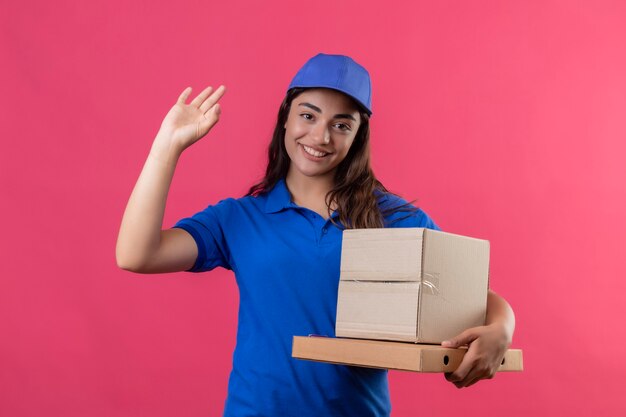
[292,336,523,373]
[336,228,490,344]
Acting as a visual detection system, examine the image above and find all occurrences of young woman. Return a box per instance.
[116,53,515,417]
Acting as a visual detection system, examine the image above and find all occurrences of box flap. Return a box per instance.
[336,281,419,342]
[340,228,424,282]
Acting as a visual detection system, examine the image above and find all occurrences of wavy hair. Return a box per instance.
[246,88,417,229]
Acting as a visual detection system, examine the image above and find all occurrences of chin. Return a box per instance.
[299,168,332,178]
[291,162,335,179]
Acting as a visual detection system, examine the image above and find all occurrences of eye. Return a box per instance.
[334,123,352,132]
[300,113,314,120]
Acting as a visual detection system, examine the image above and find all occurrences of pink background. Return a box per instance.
[2,1,625,416]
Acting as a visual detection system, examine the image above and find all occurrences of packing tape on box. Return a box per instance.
[348,272,441,296]
[422,272,440,296]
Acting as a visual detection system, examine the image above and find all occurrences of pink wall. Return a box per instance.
[2,1,625,415]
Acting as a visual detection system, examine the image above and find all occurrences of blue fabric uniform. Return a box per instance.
[172,178,440,417]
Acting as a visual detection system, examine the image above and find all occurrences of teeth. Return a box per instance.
[303,145,328,157]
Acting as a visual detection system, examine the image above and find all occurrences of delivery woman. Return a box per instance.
[116,53,515,416]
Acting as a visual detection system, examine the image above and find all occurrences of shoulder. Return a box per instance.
[201,194,263,216]
[376,191,441,230]
[174,194,264,230]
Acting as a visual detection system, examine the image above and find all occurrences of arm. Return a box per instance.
[441,289,516,388]
[485,289,516,343]
[115,85,226,273]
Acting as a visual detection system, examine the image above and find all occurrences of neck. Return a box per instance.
[285,168,335,209]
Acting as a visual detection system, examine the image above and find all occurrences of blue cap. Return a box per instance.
[287,53,373,116]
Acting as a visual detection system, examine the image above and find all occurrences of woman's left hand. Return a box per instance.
[441,323,510,388]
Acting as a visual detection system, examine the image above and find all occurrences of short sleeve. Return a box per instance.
[171,200,233,273]
[388,207,441,231]
[378,193,441,231]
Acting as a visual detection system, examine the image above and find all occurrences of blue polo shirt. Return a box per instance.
[172,178,440,417]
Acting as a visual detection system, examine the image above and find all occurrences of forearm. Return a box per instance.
[485,289,516,346]
[115,138,181,270]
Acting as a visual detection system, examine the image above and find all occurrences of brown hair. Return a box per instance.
[246,88,417,229]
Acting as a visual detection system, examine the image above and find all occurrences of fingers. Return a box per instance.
[442,325,504,389]
[177,87,192,104]
[442,327,478,348]
[204,102,221,124]
[445,371,467,389]
[455,364,482,388]
[444,338,479,388]
[199,85,226,114]
[446,363,477,389]
[190,85,214,108]
[465,374,486,388]
[445,354,473,386]
[445,353,497,389]
[196,102,222,138]
[177,85,226,110]
[448,364,495,388]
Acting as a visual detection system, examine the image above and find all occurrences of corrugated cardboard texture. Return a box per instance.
[336,281,419,342]
[419,229,490,342]
[340,228,424,281]
[292,336,523,373]
[336,228,490,344]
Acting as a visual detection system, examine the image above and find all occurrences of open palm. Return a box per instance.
[158,85,226,153]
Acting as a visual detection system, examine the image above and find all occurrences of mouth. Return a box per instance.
[301,144,331,158]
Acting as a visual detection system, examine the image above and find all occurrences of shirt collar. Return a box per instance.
[263,178,295,214]
[262,178,340,219]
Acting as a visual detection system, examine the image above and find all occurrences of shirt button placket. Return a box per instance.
[320,225,328,241]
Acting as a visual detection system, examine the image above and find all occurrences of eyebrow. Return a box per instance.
[298,102,357,121]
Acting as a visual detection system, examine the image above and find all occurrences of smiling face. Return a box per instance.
[283,88,362,183]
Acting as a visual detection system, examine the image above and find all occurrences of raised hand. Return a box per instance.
[154,85,226,156]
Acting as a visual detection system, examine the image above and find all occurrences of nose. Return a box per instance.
[310,122,331,145]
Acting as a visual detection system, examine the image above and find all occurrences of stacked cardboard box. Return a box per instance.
[292,228,523,373]
[292,336,524,373]
[336,228,490,344]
